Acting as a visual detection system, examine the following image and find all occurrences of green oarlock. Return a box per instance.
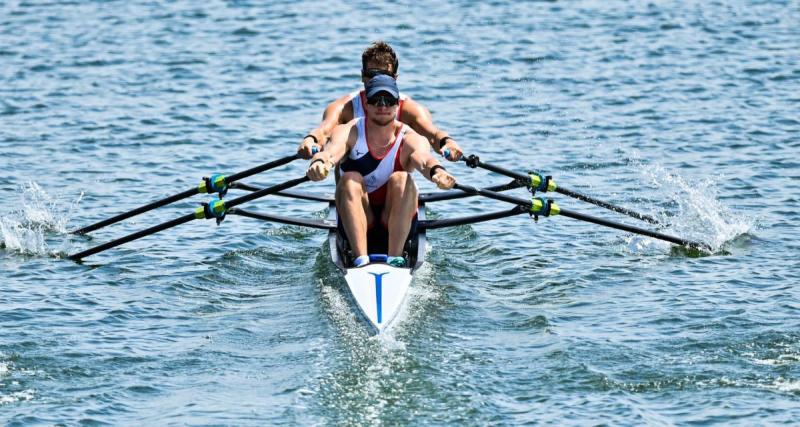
[210,199,226,216]
[197,174,228,194]
[529,173,558,192]
[530,198,544,214]
[194,206,206,219]
[549,200,561,216]
[212,175,226,189]
[529,198,560,217]
[546,178,557,192]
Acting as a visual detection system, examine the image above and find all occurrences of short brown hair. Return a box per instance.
[362,41,399,75]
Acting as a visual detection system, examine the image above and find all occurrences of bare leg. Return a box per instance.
[336,172,374,258]
[382,171,417,257]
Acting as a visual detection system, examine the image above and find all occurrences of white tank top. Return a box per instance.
[339,117,408,194]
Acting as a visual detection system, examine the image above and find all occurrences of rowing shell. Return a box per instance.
[328,201,427,334]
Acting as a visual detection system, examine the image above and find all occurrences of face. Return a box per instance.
[366,91,399,126]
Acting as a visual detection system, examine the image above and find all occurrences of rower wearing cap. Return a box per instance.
[298,41,463,162]
[307,75,456,267]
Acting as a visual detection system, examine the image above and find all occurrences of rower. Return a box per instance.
[297,40,464,162]
[306,75,456,267]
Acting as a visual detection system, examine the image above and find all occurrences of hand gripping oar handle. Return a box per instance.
[72,153,303,235]
[68,176,310,261]
[448,152,660,225]
[452,183,709,250]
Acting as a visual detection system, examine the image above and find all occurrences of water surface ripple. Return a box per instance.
[2,1,799,425]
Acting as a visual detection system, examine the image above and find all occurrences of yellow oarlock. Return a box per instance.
[530,198,560,217]
[197,175,227,194]
[194,199,227,219]
[529,173,557,192]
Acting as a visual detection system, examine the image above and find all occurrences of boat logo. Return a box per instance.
[369,272,389,324]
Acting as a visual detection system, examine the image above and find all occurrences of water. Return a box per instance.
[2,0,799,424]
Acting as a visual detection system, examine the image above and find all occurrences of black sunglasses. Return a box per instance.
[362,68,395,79]
[367,93,399,107]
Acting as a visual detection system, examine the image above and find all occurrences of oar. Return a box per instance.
[453,183,710,250]
[452,153,660,225]
[68,176,310,261]
[71,153,301,235]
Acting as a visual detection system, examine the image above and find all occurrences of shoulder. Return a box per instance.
[329,92,356,108]
[400,125,428,148]
[398,97,432,122]
[333,118,359,139]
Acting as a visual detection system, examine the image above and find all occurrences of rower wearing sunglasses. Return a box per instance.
[298,41,463,162]
[306,75,457,268]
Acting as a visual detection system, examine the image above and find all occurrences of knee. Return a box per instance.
[337,172,366,196]
[387,171,410,189]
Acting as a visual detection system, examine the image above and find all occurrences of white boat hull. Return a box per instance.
[328,202,426,334]
[344,263,412,333]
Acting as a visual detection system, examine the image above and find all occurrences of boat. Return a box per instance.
[66,153,708,334]
[328,200,426,333]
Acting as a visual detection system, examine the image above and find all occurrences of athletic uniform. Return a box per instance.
[338,117,418,256]
[340,117,409,207]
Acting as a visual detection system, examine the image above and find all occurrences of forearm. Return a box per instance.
[411,151,442,182]
[308,97,350,146]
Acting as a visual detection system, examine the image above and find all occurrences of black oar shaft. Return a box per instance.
[553,187,659,225]
[68,214,196,260]
[224,176,309,209]
[225,154,299,183]
[72,154,299,235]
[454,183,525,206]
[73,188,197,235]
[557,208,702,249]
[68,176,310,261]
[465,157,660,225]
[453,184,706,250]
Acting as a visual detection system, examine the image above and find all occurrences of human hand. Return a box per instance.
[298,135,320,160]
[441,138,463,161]
[432,169,456,190]
[306,155,332,181]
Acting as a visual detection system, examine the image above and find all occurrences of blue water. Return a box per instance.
[2,0,799,424]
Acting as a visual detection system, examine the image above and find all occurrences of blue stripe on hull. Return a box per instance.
[369,272,388,324]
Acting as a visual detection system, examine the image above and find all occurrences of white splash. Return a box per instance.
[0,182,82,256]
[0,389,35,405]
[633,161,755,253]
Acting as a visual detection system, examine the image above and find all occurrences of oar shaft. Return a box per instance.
[558,209,704,249]
[68,213,196,260]
[72,188,198,235]
[225,154,298,183]
[68,176,310,261]
[454,183,526,206]
[72,154,300,235]
[554,187,660,225]
[453,183,706,250]
[224,176,310,209]
[463,156,660,225]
